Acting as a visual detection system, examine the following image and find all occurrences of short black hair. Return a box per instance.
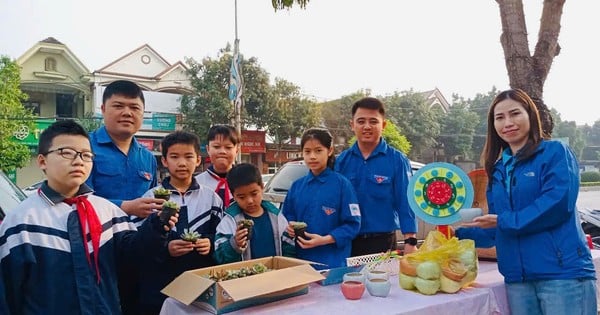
[38,119,89,154]
[102,80,145,105]
[161,131,201,157]
[207,124,240,145]
[351,97,385,117]
[226,163,262,193]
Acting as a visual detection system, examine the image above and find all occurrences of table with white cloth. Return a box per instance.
[161,250,600,315]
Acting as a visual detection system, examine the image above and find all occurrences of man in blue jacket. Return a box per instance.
[335,97,418,256]
[86,80,164,315]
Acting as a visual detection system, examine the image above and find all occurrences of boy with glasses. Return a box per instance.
[0,120,177,314]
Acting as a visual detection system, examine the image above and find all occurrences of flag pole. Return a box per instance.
[233,0,242,163]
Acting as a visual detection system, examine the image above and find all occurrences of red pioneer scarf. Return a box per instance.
[207,169,231,208]
[64,196,102,283]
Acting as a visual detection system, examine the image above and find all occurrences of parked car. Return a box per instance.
[261,174,274,187]
[262,159,434,243]
[0,171,27,223]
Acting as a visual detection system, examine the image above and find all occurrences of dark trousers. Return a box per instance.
[351,232,397,256]
[118,264,140,315]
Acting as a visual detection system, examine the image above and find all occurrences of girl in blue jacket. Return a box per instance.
[282,128,361,269]
[456,89,597,315]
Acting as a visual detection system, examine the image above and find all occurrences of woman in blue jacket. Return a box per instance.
[456,89,597,315]
[282,128,361,269]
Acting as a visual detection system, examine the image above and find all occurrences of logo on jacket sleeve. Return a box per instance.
[349,203,361,216]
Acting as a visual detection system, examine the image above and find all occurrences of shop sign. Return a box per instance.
[11,119,55,147]
[241,130,266,154]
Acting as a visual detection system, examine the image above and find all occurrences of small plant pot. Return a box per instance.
[154,194,170,201]
[293,226,307,239]
[340,280,365,300]
[238,221,254,240]
[160,206,179,225]
[343,272,366,284]
[366,278,391,298]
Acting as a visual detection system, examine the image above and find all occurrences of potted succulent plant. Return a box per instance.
[160,200,180,225]
[237,219,255,240]
[153,187,171,201]
[292,221,308,239]
[180,228,201,243]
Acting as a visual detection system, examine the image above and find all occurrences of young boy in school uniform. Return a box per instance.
[0,120,177,315]
[195,124,240,208]
[137,131,223,315]
[214,163,295,264]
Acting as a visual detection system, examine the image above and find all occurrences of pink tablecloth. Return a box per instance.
[160,250,600,315]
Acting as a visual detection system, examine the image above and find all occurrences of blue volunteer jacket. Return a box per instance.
[457,140,596,283]
[86,126,157,208]
[335,138,416,235]
[282,168,361,269]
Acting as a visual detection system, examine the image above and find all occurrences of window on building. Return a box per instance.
[44,57,57,71]
[23,101,40,115]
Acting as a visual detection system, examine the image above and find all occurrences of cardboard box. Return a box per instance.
[161,256,325,314]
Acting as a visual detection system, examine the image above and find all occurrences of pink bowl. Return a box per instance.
[340,280,365,300]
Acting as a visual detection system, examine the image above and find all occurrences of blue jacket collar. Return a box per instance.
[39,181,94,205]
[160,176,200,193]
[307,167,333,183]
[350,137,388,158]
[95,126,142,150]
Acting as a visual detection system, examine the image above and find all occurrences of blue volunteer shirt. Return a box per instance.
[335,138,417,235]
[86,126,157,207]
[282,168,361,269]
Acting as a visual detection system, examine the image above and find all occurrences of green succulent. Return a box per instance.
[237,219,254,228]
[292,221,307,229]
[162,200,180,210]
[180,228,201,242]
[206,263,270,282]
[153,187,170,195]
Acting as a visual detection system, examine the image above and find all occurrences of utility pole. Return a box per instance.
[232,0,242,163]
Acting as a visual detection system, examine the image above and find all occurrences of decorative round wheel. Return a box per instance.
[407,162,474,225]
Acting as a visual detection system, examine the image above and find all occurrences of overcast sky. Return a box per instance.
[1,0,598,125]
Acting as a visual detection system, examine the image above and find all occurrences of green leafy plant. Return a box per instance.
[160,201,180,225]
[180,228,201,243]
[153,187,171,200]
[206,263,270,282]
[291,221,307,239]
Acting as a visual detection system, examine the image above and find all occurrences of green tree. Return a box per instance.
[348,119,411,155]
[273,0,566,135]
[554,119,585,159]
[320,90,368,152]
[180,45,272,139]
[384,90,441,161]
[464,88,498,162]
[0,56,34,172]
[438,101,479,161]
[583,120,600,146]
[77,112,103,132]
[267,78,321,156]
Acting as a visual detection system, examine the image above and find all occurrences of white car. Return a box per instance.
[262,159,433,242]
[0,171,27,223]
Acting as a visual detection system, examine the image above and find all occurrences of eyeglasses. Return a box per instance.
[45,147,95,162]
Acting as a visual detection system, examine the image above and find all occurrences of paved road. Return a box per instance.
[578,187,600,210]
